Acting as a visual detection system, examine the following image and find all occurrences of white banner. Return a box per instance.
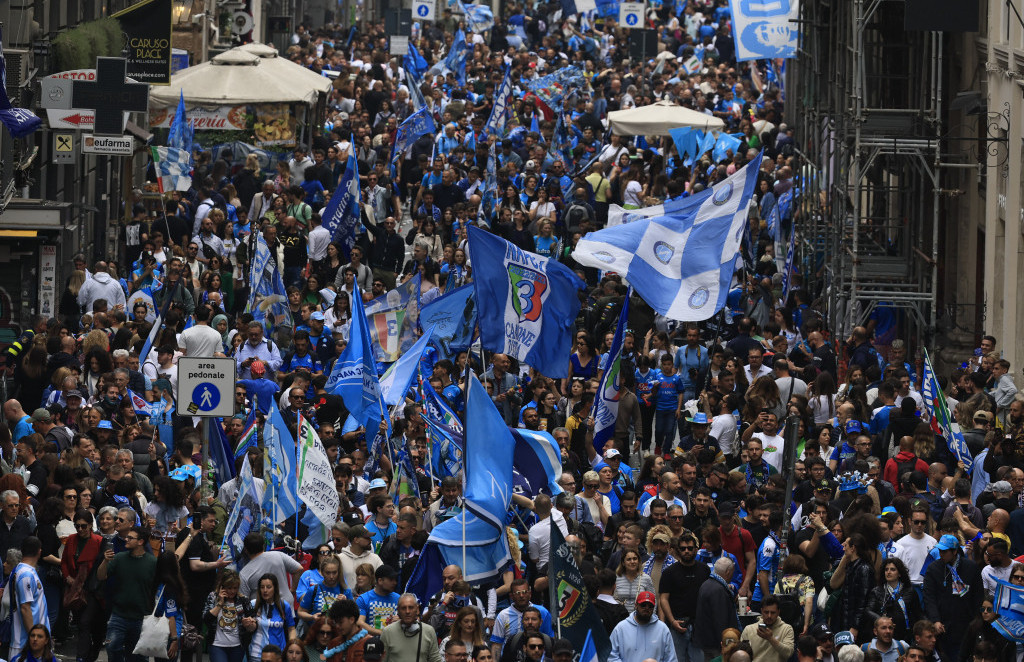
[297,416,341,527]
[729,0,799,62]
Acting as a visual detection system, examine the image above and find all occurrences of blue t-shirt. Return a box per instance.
[534,235,558,258]
[299,581,350,616]
[366,519,397,546]
[238,379,281,414]
[355,589,401,631]
[11,416,32,444]
[751,533,781,603]
[653,372,685,411]
[248,600,295,661]
[154,584,183,638]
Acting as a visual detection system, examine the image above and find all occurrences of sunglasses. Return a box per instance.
[912,519,927,525]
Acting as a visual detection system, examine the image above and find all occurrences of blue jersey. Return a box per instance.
[634,368,661,408]
[654,372,685,411]
[751,533,782,603]
[355,589,401,631]
[299,581,350,616]
[248,600,295,661]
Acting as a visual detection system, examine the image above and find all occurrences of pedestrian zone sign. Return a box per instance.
[177,357,235,418]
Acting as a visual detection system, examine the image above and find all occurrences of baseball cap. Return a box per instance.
[652,531,671,543]
[551,639,574,655]
[65,389,84,401]
[834,631,855,648]
[810,623,833,640]
[814,479,833,492]
[30,408,52,423]
[369,478,388,490]
[636,591,657,606]
[877,506,898,519]
[974,410,993,423]
[363,636,384,661]
[934,534,960,551]
[718,502,735,518]
[844,420,862,434]
[603,448,621,460]
[525,159,537,169]
[97,420,113,430]
[250,359,266,376]
[311,311,326,321]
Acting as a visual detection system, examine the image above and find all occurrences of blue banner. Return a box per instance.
[592,293,629,454]
[326,286,384,432]
[321,136,361,252]
[729,0,799,61]
[418,284,476,359]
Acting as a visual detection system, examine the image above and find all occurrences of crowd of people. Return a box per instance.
[2,1,1021,662]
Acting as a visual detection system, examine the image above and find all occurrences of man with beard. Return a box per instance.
[608,591,675,662]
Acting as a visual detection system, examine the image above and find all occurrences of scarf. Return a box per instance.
[212,314,229,344]
[323,629,368,658]
[946,555,969,597]
[746,460,770,488]
[710,570,732,592]
[884,582,910,628]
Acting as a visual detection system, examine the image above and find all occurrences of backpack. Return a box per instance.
[563,203,591,229]
[576,521,603,561]
[895,455,919,492]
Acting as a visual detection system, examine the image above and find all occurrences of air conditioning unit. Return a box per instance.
[3,49,31,107]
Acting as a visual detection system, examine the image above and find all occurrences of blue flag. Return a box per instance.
[767,199,782,243]
[419,283,476,359]
[466,225,585,378]
[781,226,797,301]
[209,417,238,486]
[592,293,629,454]
[430,29,469,86]
[712,132,743,162]
[167,91,194,155]
[669,126,694,162]
[246,232,290,333]
[461,3,494,32]
[0,26,41,139]
[326,286,384,432]
[393,107,436,167]
[221,455,263,561]
[777,187,794,220]
[424,413,463,478]
[421,378,463,433]
[380,326,436,406]
[126,389,153,417]
[139,280,179,360]
[404,42,428,78]
[261,399,298,525]
[527,66,586,113]
[483,67,513,138]
[574,153,763,321]
[321,136,361,251]
[994,578,1024,643]
[406,373,514,598]
[509,428,563,497]
[479,140,498,226]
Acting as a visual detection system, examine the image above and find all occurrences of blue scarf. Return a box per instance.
[884,582,910,628]
[323,629,369,657]
[746,460,770,488]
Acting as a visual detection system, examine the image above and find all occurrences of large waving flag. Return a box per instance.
[380,325,436,406]
[429,29,469,85]
[483,66,513,138]
[419,284,476,359]
[573,153,763,321]
[592,293,629,455]
[466,225,584,378]
[167,91,194,153]
[150,147,193,193]
[922,349,973,473]
[407,373,514,598]
[366,274,421,362]
[393,107,436,167]
[403,42,429,79]
[221,454,264,561]
[994,578,1024,644]
[321,136,361,252]
[297,413,340,527]
[461,2,494,32]
[527,66,586,113]
[326,286,384,432]
[509,428,563,497]
[261,400,298,525]
[246,232,290,333]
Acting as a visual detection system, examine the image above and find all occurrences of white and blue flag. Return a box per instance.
[467,225,585,379]
[461,2,494,33]
[379,325,436,406]
[321,135,361,252]
[261,399,298,525]
[781,225,796,301]
[483,66,513,138]
[574,153,763,322]
[729,0,799,61]
[326,286,384,432]
[994,578,1024,643]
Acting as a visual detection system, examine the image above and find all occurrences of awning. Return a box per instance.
[608,99,725,136]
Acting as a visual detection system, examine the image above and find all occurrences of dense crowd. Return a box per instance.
[2,2,1021,662]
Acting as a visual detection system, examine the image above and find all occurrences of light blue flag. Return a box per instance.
[574,153,763,321]
[592,292,629,455]
[669,126,693,161]
[246,232,290,334]
[321,136,361,252]
[392,107,436,167]
[421,377,463,433]
[730,0,798,61]
[139,280,179,360]
[478,140,498,227]
[527,66,586,114]
[429,29,469,86]
[683,130,702,166]
[221,454,264,561]
[781,225,796,301]
[713,132,743,162]
[483,67,513,138]
[530,112,539,134]
[424,414,463,478]
[466,225,585,379]
[261,400,298,525]
[167,91,193,155]
[461,2,494,33]
[509,428,563,497]
[407,69,428,111]
[695,129,717,160]
[380,325,436,406]
[777,187,793,220]
[326,286,384,432]
[403,42,428,78]
[419,283,476,359]
[994,578,1024,643]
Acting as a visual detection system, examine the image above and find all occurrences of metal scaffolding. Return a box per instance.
[792,0,943,348]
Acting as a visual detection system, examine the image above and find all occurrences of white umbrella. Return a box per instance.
[608,99,725,136]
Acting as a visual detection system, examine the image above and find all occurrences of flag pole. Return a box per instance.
[462,349,470,573]
[295,411,301,544]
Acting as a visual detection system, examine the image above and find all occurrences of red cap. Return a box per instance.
[636,591,656,606]
[250,359,266,375]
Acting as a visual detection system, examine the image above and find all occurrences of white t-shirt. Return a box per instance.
[710,412,738,456]
[527,512,569,566]
[753,433,786,472]
[580,494,612,529]
[893,534,937,585]
[179,324,224,358]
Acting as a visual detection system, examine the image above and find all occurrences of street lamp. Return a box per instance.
[173,0,193,24]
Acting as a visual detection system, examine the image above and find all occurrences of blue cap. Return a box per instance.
[686,412,712,425]
[935,534,960,552]
[878,506,898,519]
[97,420,113,430]
[834,631,855,648]
[310,311,325,321]
[844,420,862,434]
[369,478,388,490]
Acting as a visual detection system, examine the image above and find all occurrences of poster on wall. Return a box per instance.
[112,0,174,85]
[728,0,800,62]
[38,246,56,319]
[149,105,250,130]
[252,104,297,146]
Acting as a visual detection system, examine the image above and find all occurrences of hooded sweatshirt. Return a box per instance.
[608,612,677,662]
[77,271,127,312]
[883,450,929,489]
[338,546,382,591]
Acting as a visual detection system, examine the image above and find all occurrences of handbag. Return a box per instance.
[0,569,18,641]
[180,610,203,652]
[134,586,171,658]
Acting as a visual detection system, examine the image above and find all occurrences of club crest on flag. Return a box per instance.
[555,579,582,621]
[653,241,674,264]
[713,182,734,205]
[507,263,547,323]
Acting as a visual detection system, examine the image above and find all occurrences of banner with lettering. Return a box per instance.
[113,0,173,85]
